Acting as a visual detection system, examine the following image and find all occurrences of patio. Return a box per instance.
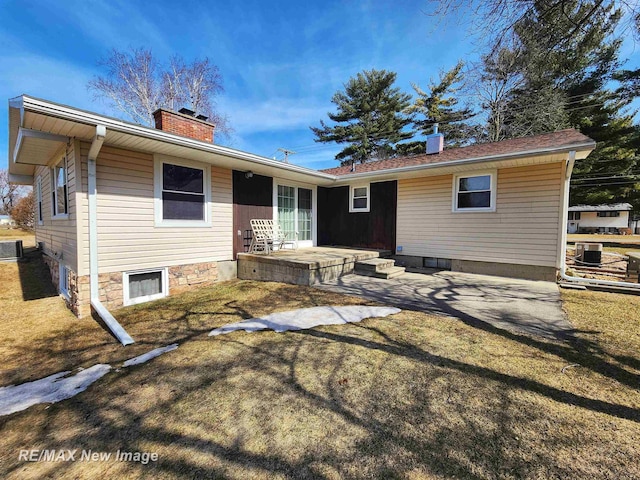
[237,246,390,285]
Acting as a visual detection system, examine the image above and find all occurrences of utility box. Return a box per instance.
[627,253,640,283]
[575,243,602,266]
[0,240,23,261]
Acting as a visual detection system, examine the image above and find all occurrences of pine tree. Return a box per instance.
[404,61,477,147]
[311,69,413,166]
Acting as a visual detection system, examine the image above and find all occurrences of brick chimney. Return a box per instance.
[153,107,215,143]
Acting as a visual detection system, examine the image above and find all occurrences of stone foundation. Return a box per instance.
[168,262,219,293]
[41,256,223,318]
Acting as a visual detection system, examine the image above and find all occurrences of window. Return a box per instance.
[59,264,70,299]
[453,172,496,212]
[36,176,43,225]
[349,184,370,213]
[597,211,620,217]
[123,268,168,306]
[154,156,211,227]
[51,157,68,217]
[274,181,315,247]
[568,211,581,220]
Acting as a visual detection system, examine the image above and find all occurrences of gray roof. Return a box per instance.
[568,203,632,212]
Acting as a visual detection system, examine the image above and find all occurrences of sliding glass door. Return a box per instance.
[275,182,315,248]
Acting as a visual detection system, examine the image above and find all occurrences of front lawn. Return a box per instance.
[0,256,638,479]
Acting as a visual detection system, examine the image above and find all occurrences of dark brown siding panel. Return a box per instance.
[318,180,397,252]
[232,171,273,259]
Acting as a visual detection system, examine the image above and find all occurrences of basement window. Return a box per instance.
[51,157,68,218]
[123,268,168,306]
[59,264,70,299]
[349,184,370,213]
[453,172,496,212]
[154,156,211,227]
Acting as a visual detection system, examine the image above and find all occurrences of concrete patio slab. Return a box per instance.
[316,271,573,340]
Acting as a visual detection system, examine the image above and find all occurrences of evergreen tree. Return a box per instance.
[405,61,477,147]
[311,69,413,166]
[474,0,639,208]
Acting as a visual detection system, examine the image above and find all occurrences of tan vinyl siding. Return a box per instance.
[396,162,563,267]
[34,141,78,272]
[77,144,233,275]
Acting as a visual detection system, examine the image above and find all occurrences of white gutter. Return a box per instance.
[559,150,640,289]
[18,95,597,186]
[88,125,135,346]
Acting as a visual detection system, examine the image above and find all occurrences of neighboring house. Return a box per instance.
[8,95,595,322]
[567,203,633,234]
[0,215,13,225]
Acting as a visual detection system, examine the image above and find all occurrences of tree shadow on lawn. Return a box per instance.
[1,314,639,479]
[320,275,640,392]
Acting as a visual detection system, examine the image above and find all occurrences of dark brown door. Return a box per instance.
[232,171,273,259]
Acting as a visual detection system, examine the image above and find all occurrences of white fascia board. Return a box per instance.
[16,95,596,188]
[19,95,336,183]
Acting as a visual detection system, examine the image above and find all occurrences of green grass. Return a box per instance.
[0,256,639,479]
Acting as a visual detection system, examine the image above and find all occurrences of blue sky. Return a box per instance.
[1,0,638,171]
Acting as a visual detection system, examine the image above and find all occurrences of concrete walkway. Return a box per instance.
[316,271,573,340]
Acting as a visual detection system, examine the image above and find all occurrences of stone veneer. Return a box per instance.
[41,254,219,318]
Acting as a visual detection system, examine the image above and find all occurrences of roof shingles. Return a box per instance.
[320,129,594,176]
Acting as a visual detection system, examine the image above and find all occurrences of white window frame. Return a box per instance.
[59,264,70,299]
[36,176,43,226]
[349,184,370,213]
[51,156,69,219]
[272,179,317,248]
[123,267,169,306]
[154,155,212,228]
[452,171,497,213]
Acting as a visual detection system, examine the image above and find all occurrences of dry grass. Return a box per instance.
[0,255,639,479]
[0,228,35,248]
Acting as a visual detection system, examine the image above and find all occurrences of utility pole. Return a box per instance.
[277,148,296,163]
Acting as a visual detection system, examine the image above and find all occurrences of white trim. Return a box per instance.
[452,170,497,213]
[59,263,70,300]
[123,267,169,306]
[36,175,43,226]
[273,178,317,248]
[349,184,370,213]
[12,96,596,186]
[153,154,212,228]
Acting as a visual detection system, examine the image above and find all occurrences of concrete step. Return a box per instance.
[355,266,406,280]
[355,258,396,272]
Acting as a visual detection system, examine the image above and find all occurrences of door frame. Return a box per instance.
[272,178,317,248]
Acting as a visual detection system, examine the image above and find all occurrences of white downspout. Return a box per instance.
[559,150,639,289]
[88,126,135,345]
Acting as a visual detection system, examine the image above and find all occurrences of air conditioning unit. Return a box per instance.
[575,242,602,265]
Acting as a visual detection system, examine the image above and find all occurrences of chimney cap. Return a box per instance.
[178,107,196,116]
[196,114,208,121]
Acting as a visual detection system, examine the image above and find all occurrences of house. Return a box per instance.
[8,95,595,331]
[567,203,633,234]
[0,214,13,226]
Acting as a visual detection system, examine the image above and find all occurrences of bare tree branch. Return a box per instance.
[88,47,232,140]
